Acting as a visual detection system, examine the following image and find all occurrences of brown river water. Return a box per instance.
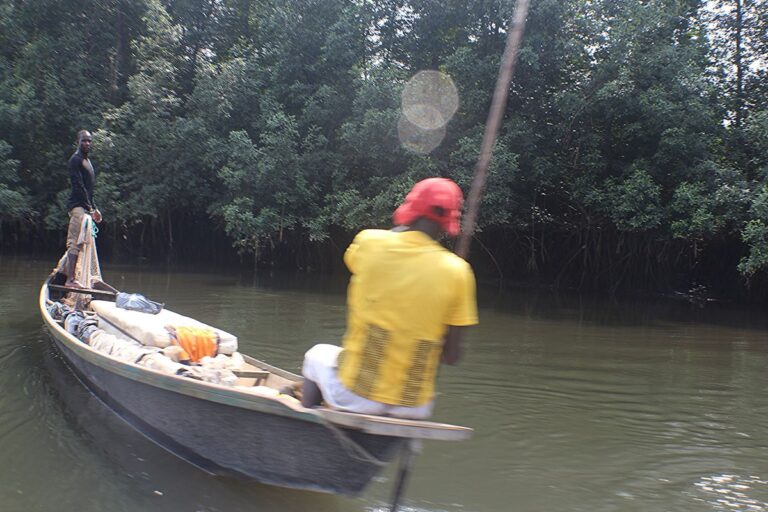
[2,255,768,512]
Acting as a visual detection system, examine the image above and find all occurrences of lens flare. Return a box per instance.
[397,114,446,154]
[401,70,459,130]
[398,70,458,153]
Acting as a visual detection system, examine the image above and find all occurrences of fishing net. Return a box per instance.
[76,215,102,286]
[54,213,103,307]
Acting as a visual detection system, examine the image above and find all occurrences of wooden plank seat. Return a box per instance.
[316,409,474,441]
[233,369,270,385]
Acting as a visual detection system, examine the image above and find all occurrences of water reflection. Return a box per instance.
[691,474,768,511]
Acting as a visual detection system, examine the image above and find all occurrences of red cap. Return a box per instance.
[392,178,463,237]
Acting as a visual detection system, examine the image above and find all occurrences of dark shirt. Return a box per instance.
[66,151,96,211]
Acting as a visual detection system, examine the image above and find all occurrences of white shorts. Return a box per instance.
[302,344,433,420]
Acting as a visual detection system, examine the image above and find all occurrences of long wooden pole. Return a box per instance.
[390,5,530,510]
[456,0,531,260]
[389,440,420,512]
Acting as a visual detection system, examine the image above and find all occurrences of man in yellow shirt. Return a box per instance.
[301,177,478,419]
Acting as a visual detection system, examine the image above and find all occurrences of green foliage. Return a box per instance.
[738,110,768,275]
[739,185,768,276]
[605,166,663,232]
[0,140,30,220]
[744,111,768,177]
[1,0,767,291]
[449,131,520,229]
[217,105,316,255]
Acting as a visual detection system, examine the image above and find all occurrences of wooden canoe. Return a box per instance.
[39,273,472,496]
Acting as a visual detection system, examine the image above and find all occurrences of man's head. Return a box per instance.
[393,177,464,237]
[76,130,92,156]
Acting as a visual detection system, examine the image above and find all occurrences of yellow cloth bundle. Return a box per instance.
[167,326,218,362]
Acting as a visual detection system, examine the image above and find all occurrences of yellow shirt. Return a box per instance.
[337,229,478,407]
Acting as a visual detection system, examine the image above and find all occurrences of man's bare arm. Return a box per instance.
[441,326,468,365]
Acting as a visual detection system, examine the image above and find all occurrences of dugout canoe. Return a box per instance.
[39,273,472,496]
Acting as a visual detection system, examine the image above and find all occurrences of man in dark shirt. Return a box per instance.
[63,130,101,287]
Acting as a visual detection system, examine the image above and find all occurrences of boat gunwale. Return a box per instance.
[39,278,474,441]
[40,279,319,423]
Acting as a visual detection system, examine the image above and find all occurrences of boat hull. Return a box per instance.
[43,289,403,496]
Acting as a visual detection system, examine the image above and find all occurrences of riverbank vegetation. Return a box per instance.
[0,0,766,299]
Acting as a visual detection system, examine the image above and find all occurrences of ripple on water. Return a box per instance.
[689,474,768,511]
[364,502,468,512]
